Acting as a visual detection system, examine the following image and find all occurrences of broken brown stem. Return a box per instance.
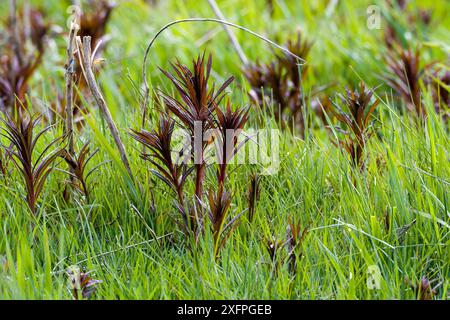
[80,36,133,180]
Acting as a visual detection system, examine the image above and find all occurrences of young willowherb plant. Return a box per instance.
[67,266,102,300]
[133,53,250,256]
[404,276,438,300]
[244,62,283,119]
[384,44,449,120]
[0,6,49,112]
[286,220,308,275]
[51,0,116,128]
[0,148,9,176]
[159,53,234,203]
[278,31,313,90]
[61,142,101,202]
[0,114,65,214]
[328,82,380,169]
[265,0,274,15]
[243,31,313,133]
[264,219,308,276]
[207,190,232,258]
[130,115,194,233]
[383,46,428,116]
[77,0,115,49]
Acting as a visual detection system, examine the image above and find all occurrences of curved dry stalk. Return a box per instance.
[140,18,306,124]
[0,114,65,214]
[65,21,79,157]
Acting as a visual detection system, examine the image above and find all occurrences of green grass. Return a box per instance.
[0,0,449,299]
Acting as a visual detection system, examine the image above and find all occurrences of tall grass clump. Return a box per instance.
[0,5,48,112]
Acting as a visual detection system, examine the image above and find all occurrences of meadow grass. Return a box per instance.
[0,0,449,299]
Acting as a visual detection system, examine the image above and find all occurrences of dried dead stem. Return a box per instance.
[78,36,133,180]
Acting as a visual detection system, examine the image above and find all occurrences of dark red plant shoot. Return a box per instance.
[159,53,234,202]
[243,31,313,134]
[328,82,380,170]
[0,114,65,214]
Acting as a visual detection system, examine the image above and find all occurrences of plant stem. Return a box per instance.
[206,0,248,66]
[65,22,78,157]
[9,0,22,66]
[80,36,134,181]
